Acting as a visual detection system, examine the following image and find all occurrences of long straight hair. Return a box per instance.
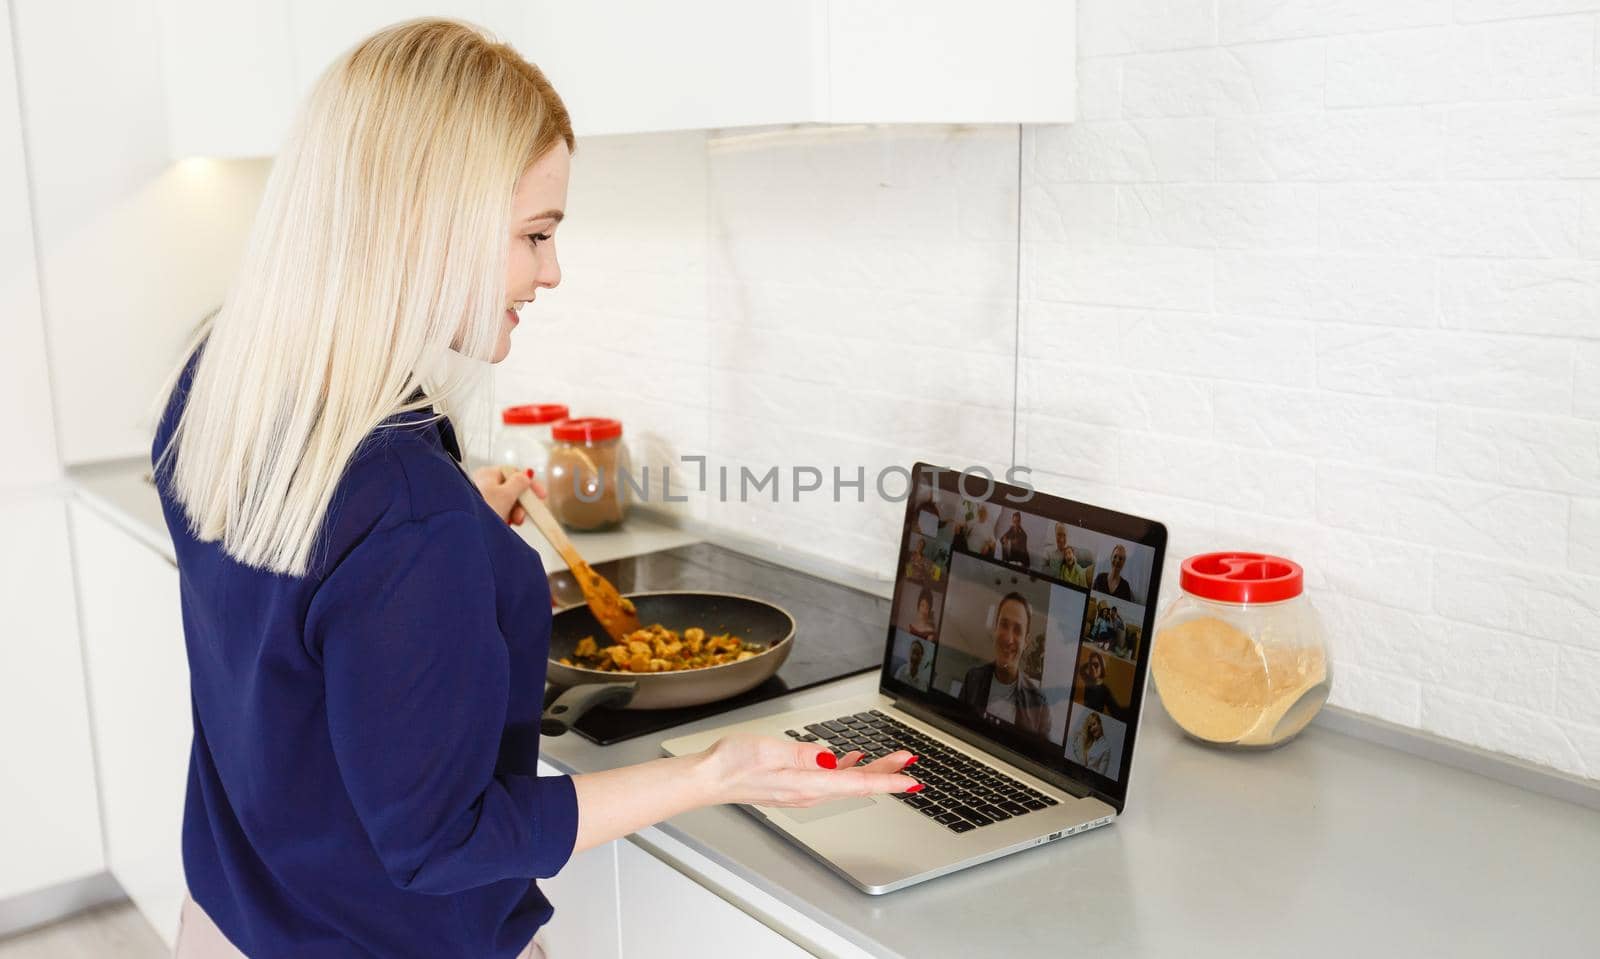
[158,19,573,576]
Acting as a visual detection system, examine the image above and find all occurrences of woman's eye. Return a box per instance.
[527,232,551,247]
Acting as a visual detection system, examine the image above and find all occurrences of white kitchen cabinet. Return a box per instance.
[154,0,297,159]
[535,842,624,959]
[155,1,1074,157]
[513,2,818,136]
[617,840,812,959]
[531,758,623,958]
[0,493,105,901]
[70,501,190,947]
[533,804,817,959]
[156,0,488,160]
[0,0,58,489]
[514,0,1077,136]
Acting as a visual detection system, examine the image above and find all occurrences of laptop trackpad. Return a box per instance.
[767,796,877,823]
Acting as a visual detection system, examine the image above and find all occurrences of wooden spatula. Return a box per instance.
[502,466,642,644]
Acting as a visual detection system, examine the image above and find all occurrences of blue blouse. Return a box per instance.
[153,367,578,958]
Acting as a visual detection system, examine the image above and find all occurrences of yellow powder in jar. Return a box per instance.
[1151,616,1328,747]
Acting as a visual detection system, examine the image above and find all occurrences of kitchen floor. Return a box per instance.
[0,904,167,959]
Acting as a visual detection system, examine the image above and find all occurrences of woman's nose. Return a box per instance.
[539,247,561,289]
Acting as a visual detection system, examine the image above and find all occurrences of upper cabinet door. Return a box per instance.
[156,0,1076,159]
[514,1,820,136]
[826,0,1076,125]
[0,0,59,485]
[514,0,1076,135]
[158,0,488,160]
[155,0,297,159]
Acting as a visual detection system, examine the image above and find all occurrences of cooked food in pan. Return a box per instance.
[560,625,765,673]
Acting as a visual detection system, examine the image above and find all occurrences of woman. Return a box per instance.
[904,533,936,583]
[907,587,939,641]
[1070,712,1112,775]
[1093,544,1136,602]
[1075,651,1127,721]
[153,21,915,959]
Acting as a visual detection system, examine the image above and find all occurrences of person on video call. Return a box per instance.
[1093,544,1136,601]
[999,511,1030,566]
[958,592,1049,736]
[1069,711,1113,775]
[1088,605,1114,647]
[1040,522,1088,588]
[894,639,931,689]
[905,534,934,583]
[1077,650,1128,721]
[955,501,1000,559]
[908,587,939,641]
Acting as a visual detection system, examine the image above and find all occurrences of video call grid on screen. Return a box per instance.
[881,464,1167,808]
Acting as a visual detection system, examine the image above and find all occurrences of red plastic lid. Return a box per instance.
[502,403,569,425]
[1180,552,1303,605]
[551,417,623,442]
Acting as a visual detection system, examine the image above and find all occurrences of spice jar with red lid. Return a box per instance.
[1150,552,1332,749]
[546,417,631,531]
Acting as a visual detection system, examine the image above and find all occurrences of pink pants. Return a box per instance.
[174,897,547,959]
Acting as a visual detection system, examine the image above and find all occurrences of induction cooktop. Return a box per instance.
[543,542,887,745]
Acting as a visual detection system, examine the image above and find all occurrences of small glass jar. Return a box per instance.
[546,417,631,531]
[494,404,569,482]
[1150,552,1331,749]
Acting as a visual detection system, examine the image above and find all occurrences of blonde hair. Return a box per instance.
[159,18,572,575]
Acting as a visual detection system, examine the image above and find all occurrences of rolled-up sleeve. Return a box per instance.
[307,509,578,894]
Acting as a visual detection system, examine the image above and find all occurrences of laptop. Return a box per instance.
[662,463,1167,894]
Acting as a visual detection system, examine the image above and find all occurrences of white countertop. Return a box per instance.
[543,672,1600,958]
[68,458,1600,958]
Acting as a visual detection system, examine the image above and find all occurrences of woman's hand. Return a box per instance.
[691,733,920,808]
[470,466,545,525]
[569,734,920,854]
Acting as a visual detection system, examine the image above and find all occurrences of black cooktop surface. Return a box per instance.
[543,542,888,745]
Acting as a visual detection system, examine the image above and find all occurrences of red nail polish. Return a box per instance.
[905,783,924,793]
[525,468,535,478]
[902,755,919,768]
[815,752,837,769]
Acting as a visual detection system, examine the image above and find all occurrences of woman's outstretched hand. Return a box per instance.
[569,734,920,854]
[470,466,545,525]
[692,733,921,808]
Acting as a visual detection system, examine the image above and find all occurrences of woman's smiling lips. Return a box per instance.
[506,299,531,326]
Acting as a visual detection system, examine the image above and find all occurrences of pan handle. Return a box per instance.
[541,682,639,736]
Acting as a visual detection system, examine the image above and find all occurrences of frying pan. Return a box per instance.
[541,590,795,735]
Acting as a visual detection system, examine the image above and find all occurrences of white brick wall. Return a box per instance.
[500,5,1600,780]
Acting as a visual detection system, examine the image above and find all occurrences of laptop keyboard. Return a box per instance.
[784,709,1059,834]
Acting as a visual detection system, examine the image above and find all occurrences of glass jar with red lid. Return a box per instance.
[493,404,569,482]
[546,417,630,531]
[1150,552,1332,749]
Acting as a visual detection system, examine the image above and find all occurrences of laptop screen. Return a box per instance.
[881,463,1167,810]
